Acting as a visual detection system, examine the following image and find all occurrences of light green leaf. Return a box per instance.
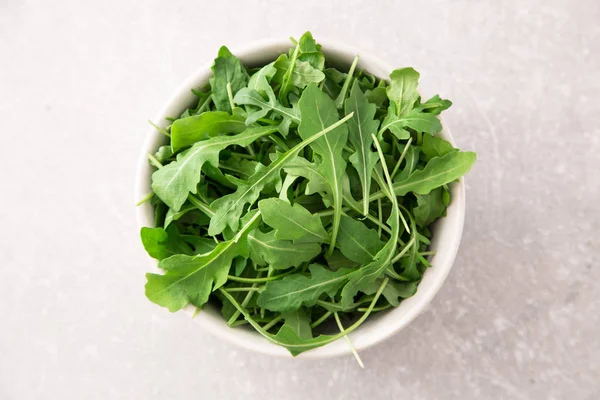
[145,211,261,312]
[209,46,249,113]
[140,226,192,260]
[336,215,384,264]
[416,94,452,115]
[413,187,447,227]
[298,83,348,253]
[281,309,312,340]
[247,62,277,97]
[257,264,354,312]
[258,198,328,244]
[152,126,278,211]
[345,80,380,214]
[233,86,300,127]
[421,134,456,160]
[248,230,321,270]
[379,103,442,139]
[170,111,246,152]
[389,151,476,197]
[386,67,420,116]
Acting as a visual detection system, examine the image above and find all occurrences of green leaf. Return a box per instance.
[152,126,277,211]
[345,81,380,214]
[341,136,400,307]
[233,86,300,127]
[181,236,217,254]
[257,264,354,312]
[298,83,348,253]
[413,187,447,227]
[154,145,174,163]
[336,215,384,264]
[421,134,457,161]
[394,145,421,181]
[209,46,249,113]
[144,211,261,312]
[379,103,442,139]
[170,111,246,152]
[208,112,354,235]
[417,94,452,115]
[386,67,420,116]
[247,62,277,97]
[390,151,476,196]
[140,226,192,260]
[281,309,312,340]
[282,156,330,198]
[248,230,321,270]
[258,198,328,244]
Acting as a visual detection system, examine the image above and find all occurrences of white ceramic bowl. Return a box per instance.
[135,38,466,359]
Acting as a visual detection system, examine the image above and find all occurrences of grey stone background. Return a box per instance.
[1,0,598,399]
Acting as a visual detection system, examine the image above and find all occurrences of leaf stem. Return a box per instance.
[147,153,163,169]
[262,315,284,331]
[136,192,154,206]
[334,312,365,368]
[390,137,413,180]
[227,267,299,283]
[148,120,170,137]
[223,287,262,293]
[188,195,215,217]
[310,311,333,328]
[335,54,360,109]
[226,82,235,112]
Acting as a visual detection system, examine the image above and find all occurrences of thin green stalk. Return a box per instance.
[268,134,290,151]
[136,192,154,206]
[372,169,410,234]
[147,153,163,169]
[196,95,212,114]
[230,152,256,160]
[334,312,364,368]
[335,54,360,109]
[390,137,413,180]
[230,320,249,327]
[188,195,215,217]
[226,82,235,112]
[391,237,416,264]
[227,267,300,283]
[262,315,284,331]
[310,311,333,328]
[148,120,170,137]
[377,198,383,238]
[358,304,391,312]
[223,287,262,293]
[227,271,264,326]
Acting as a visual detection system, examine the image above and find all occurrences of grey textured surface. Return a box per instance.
[1,0,599,399]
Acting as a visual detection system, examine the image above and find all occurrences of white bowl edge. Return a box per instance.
[134,37,466,359]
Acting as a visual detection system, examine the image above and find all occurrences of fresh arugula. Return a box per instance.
[139,32,476,357]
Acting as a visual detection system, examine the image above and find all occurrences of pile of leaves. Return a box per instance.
[139,32,476,357]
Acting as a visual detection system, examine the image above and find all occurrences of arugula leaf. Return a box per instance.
[145,211,261,312]
[257,264,354,312]
[417,94,452,115]
[209,46,249,113]
[170,112,246,152]
[140,226,193,260]
[413,187,447,227]
[298,83,348,254]
[152,126,277,211]
[341,135,399,307]
[345,80,380,214]
[336,215,384,264]
[247,62,277,97]
[387,151,476,197]
[379,103,442,139]
[258,198,328,244]
[421,134,457,160]
[386,67,420,116]
[208,111,354,235]
[233,85,300,127]
[248,229,321,270]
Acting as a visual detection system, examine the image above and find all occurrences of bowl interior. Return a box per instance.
[135,38,465,358]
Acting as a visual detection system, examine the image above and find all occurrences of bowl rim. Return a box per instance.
[135,36,466,359]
